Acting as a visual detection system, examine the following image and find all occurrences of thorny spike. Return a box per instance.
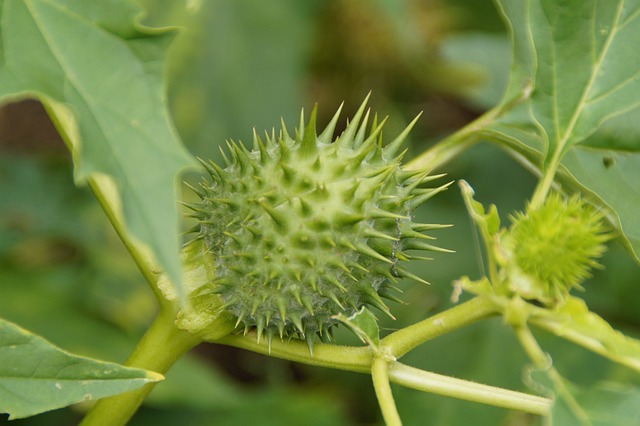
[299,104,319,158]
[395,267,431,285]
[379,288,406,304]
[256,316,265,344]
[383,112,423,159]
[290,313,305,336]
[411,223,453,232]
[337,92,370,148]
[354,108,371,148]
[409,182,453,209]
[258,199,288,231]
[363,227,400,241]
[361,287,394,319]
[305,334,315,356]
[277,136,291,162]
[325,290,346,309]
[252,128,269,165]
[403,240,454,253]
[277,298,287,322]
[361,116,389,151]
[326,275,348,292]
[318,101,344,144]
[218,145,232,167]
[355,242,393,264]
[368,207,408,220]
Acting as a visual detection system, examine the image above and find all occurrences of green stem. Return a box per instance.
[80,308,202,426]
[514,325,590,424]
[529,151,560,210]
[382,297,498,358]
[372,357,402,426]
[406,93,523,173]
[217,332,372,373]
[388,362,551,416]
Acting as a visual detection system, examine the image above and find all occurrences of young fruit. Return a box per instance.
[502,192,611,305]
[187,98,450,345]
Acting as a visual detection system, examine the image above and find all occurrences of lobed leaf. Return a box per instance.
[0,0,196,298]
[0,318,162,420]
[486,0,640,262]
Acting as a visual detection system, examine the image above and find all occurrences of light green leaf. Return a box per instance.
[529,297,640,374]
[485,0,640,262]
[459,180,501,237]
[0,318,162,420]
[0,0,196,298]
[334,307,380,349]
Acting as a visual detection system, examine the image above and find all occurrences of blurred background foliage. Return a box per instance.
[1,1,639,425]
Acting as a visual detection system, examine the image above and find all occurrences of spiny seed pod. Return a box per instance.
[503,192,611,305]
[186,98,450,346]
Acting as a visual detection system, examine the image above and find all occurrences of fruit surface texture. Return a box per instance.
[189,99,449,343]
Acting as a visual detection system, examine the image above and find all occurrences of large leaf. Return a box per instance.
[0,0,196,296]
[485,0,640,262]
[0,318,162,420]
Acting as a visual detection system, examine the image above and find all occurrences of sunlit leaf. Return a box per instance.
[0,0,196,298]
[0,318,162,420]
[485,0,640,262]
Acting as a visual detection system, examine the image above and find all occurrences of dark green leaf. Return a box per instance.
[0,318,162,420]
[0,0,196,297]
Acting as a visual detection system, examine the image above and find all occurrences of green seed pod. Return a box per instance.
[502,192,611,305]
[187,98,449,344]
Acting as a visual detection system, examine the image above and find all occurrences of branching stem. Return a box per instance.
[388,362,551,416]
[382,297,498,358]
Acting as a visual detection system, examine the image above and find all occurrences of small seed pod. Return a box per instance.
[186,98,450,345]
[502,192,611,305]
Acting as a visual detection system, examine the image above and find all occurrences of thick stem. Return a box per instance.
[382,297,498,358]
[372,357,402,426]
[388,362,551,416]
[80,309,202,426]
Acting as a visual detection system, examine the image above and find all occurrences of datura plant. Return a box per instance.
[5,2,640,426]
[185,98,450,345]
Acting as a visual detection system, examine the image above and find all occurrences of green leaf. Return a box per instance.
[528,369,640,426]
[529,297,640,374]
[486,0,640,262]
[0,0,196,297]
[0,318,162,420]
[334,307,380,349]
[459,180,501,237]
